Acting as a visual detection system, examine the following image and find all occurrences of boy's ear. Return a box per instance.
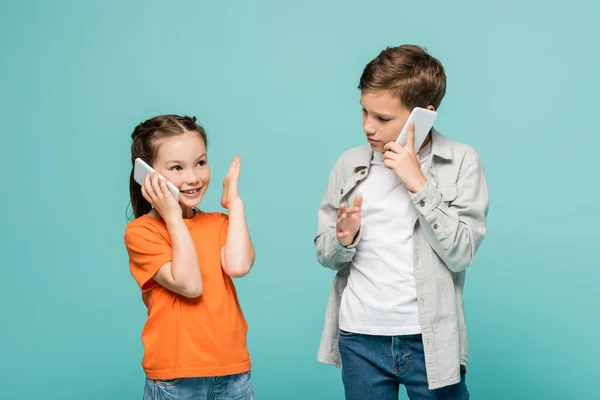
[426,105,435,111]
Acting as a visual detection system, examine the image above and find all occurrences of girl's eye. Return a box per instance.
[171,166,182,171]
[198,160,206,167]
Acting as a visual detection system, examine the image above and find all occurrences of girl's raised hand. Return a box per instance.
[221,156,242,209]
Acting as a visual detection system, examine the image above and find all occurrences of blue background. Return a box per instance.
[1,0,598,399]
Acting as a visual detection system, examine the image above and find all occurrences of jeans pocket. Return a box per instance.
[229,371,253,400]
[154,378,183,388]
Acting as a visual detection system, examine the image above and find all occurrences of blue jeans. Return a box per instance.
[338,331,469,400]
[142,371,254,400]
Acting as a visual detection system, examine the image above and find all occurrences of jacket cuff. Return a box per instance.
[331,230,360,261]
[410,180,443,216]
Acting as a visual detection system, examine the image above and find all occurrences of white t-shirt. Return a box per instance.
[339,142,432,335]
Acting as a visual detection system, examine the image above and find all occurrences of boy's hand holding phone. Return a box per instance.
[336,194,363,247]
[383,122,428,193]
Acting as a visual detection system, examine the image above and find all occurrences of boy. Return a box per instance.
[314,45,489,399]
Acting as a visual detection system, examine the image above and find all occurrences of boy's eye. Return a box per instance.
[378,116,391,122]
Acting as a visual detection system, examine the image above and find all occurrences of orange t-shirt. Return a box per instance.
[124,210,250,380]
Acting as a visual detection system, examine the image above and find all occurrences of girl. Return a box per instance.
[124,115,255,400]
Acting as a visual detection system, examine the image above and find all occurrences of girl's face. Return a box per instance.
[152,131,211,214]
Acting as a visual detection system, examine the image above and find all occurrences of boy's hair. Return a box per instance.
[358,44,446,110]
[128,115,207,219]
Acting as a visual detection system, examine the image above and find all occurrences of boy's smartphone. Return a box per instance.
[395,107,438,153]
[133,158,180,201]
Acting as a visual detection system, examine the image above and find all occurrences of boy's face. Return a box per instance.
[360,90,413,153]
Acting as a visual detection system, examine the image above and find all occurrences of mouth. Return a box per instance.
[367,137,378,143]
[180,188,202,197]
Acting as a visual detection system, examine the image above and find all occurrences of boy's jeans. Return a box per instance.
[142,371,253,400]
[339,331,469,400]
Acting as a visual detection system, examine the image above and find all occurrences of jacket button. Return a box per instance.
[360,170,366,175]
[419,200,425,207]
[433,224,439,230]
[340,189,344,194]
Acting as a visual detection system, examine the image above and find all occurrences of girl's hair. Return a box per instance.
[128,115,207,220]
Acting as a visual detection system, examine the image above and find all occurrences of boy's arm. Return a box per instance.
[314,161,360,270]
[411,149,489,273]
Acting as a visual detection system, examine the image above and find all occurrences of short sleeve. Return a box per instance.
[219,213,229,250]
[124,223,172,291]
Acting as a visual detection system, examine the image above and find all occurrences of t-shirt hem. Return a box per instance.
[144,360,251,380]
[339,322,422,336]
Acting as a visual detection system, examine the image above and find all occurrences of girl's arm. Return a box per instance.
[144,173,203,297]
[220,157,255,278]
[154,217,202,297]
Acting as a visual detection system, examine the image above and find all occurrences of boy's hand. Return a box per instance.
[142,172,182,223]
[383,122,428,193]
[221,156,242,209]
[336,194,362,246]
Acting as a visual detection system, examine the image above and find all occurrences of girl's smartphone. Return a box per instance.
[133,158,180,201]
[395,107,438,153]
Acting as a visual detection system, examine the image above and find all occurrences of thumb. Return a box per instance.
[416,153,421,163]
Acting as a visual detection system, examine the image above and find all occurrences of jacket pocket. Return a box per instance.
[439,184,457,203]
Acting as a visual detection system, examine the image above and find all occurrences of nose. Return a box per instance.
[184,168,199,185]
[363,117,376,135]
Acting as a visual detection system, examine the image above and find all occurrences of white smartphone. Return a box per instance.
[395,107,438,153]
[133,157,180,201]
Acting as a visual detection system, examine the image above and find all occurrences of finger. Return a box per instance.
[336,213,348,227]
[151,172,163,199]
[336,231,348,239]
[159,178,171,198]
[383,151,400,161]
[144,174,157,200]
[383,141,402,152]
[416,153,421,164]
[232,156,241,178]
[226,159,235,177]
[227,156,241,178]
[405,121,415,152]
[353,194,363,208]
[345,209,359,218]
[345,203,362,214]
[338,203,347,217]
